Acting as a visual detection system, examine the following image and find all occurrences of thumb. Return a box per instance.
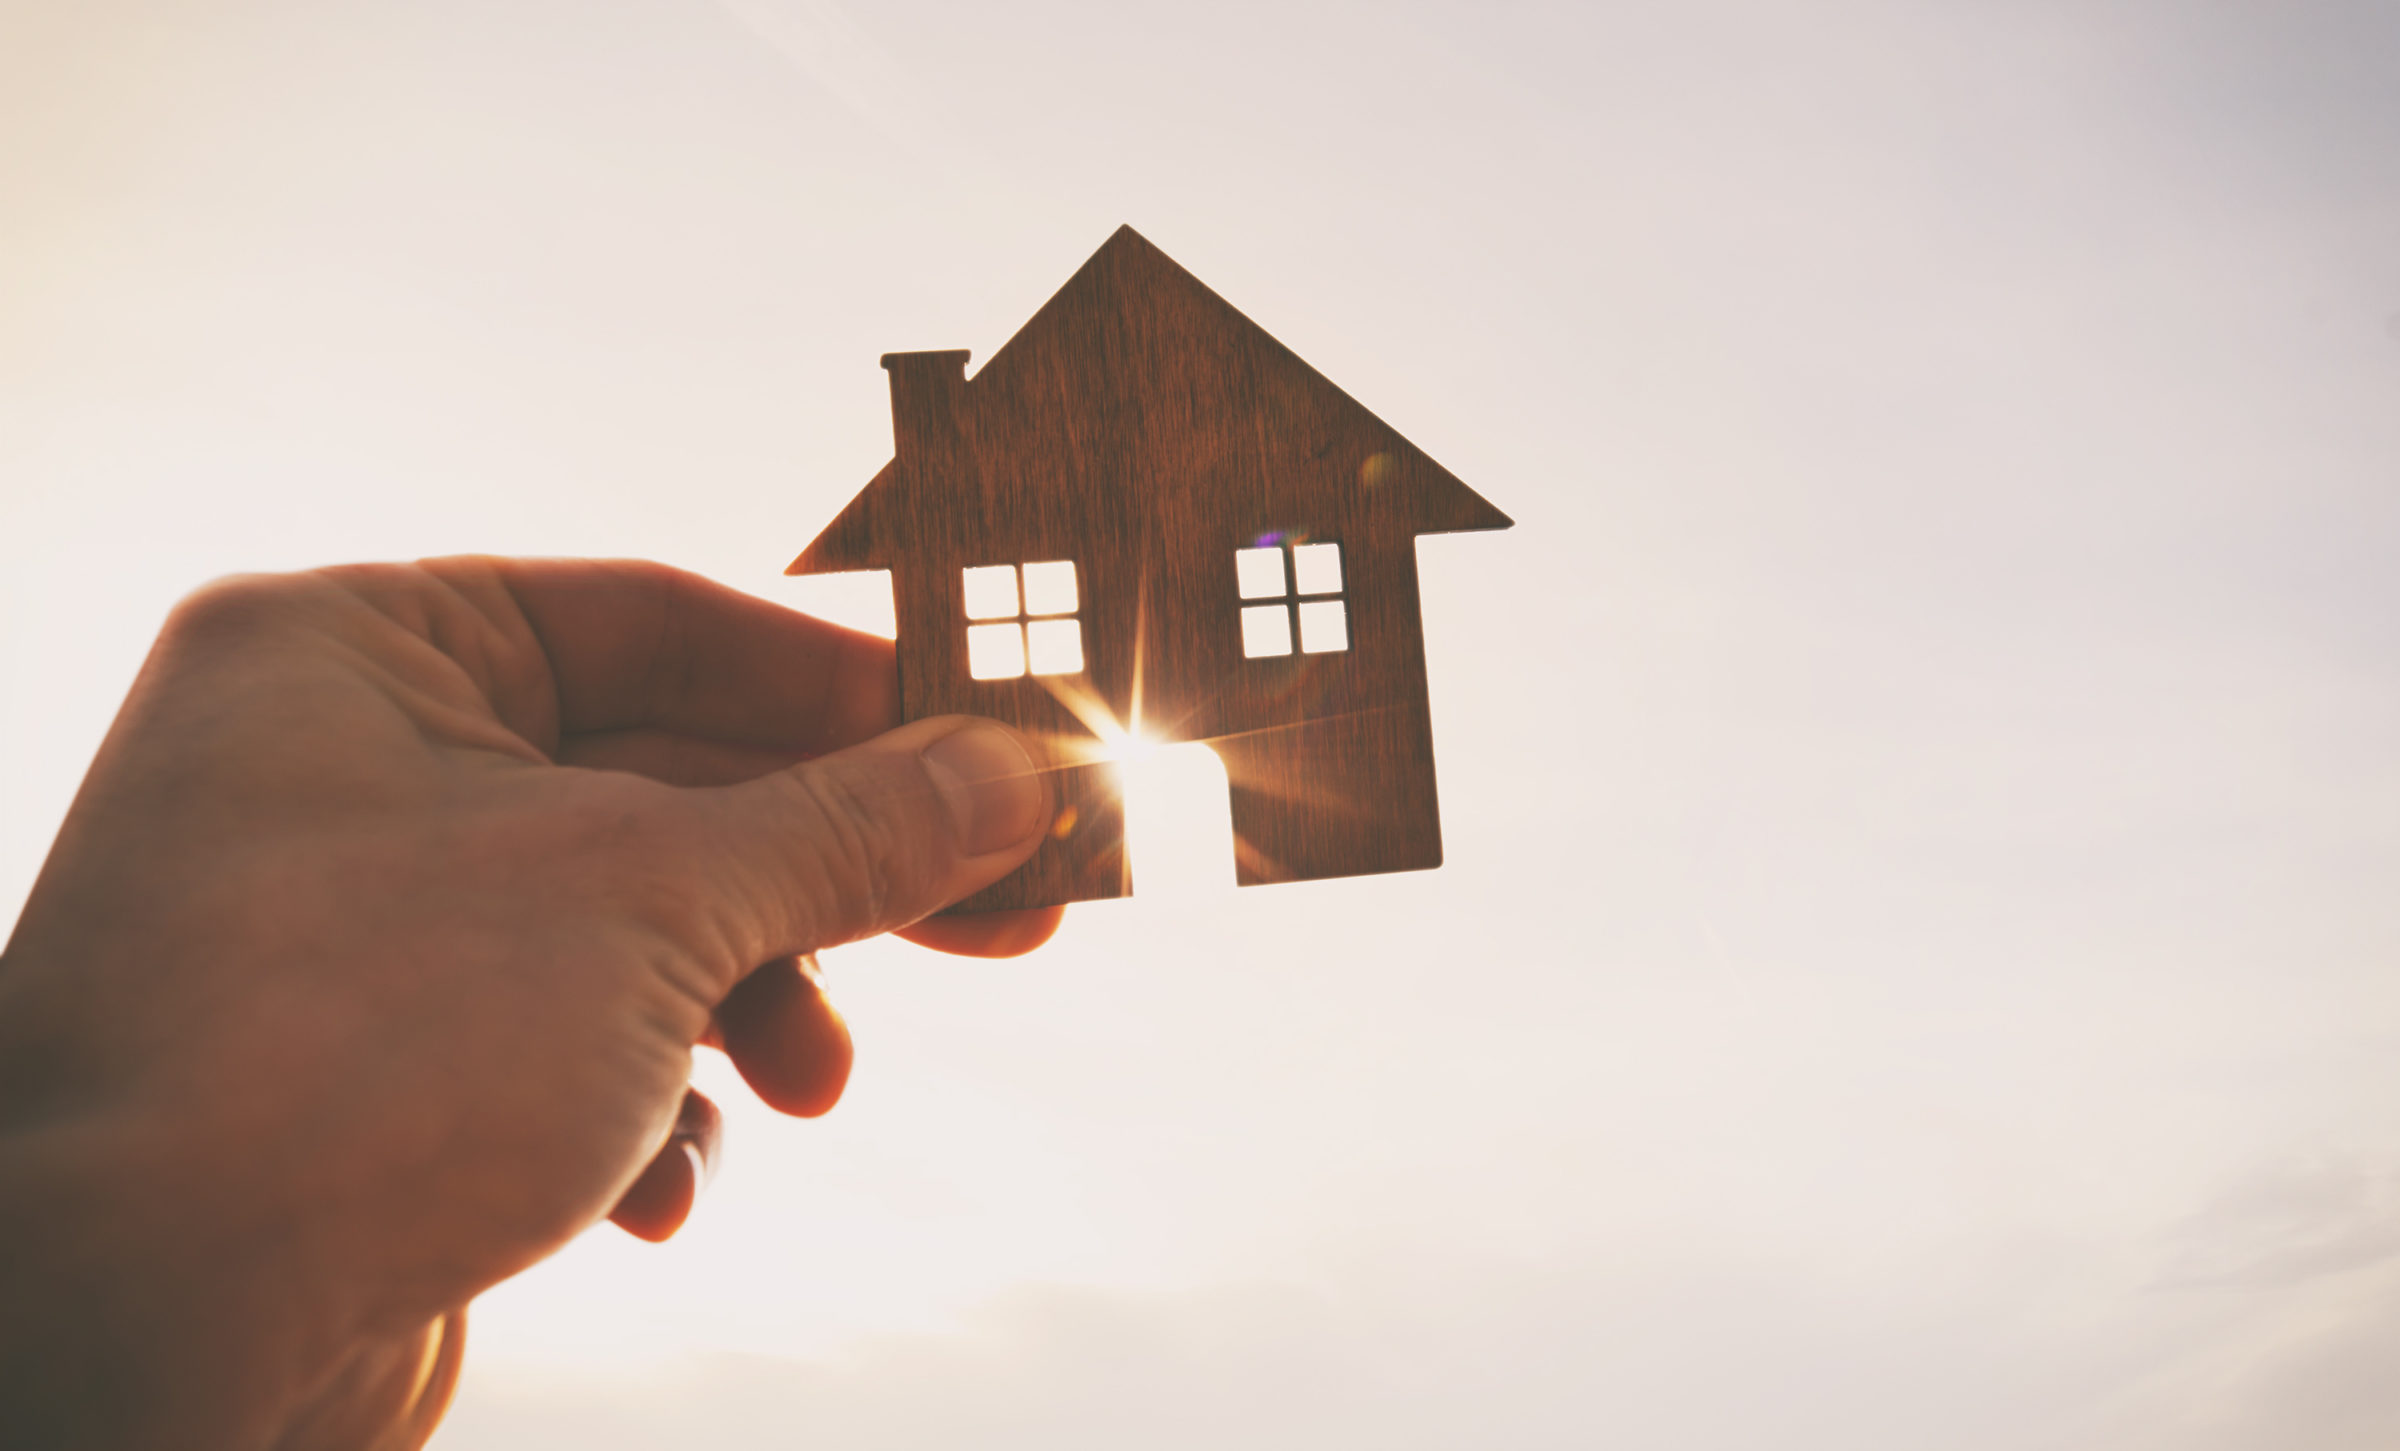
[688,715,1053,960]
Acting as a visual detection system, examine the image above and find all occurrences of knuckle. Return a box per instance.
[163,567,413,655]
[163,572,303,640]
[791,765,897,931]
[784,759,945,945]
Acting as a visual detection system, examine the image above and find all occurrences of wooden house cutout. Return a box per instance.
[788,226,1511,913]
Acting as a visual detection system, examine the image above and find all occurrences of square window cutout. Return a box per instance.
[962,565,1019,620]
[1291,542,1343,596]
[1298,599,1349,653]
[966,622,1026,679]
[1241,604,1293,658]
[1022,556,1080,613]
[1235,547,1286,600]
[1026,617,1084,675]
[1022,560,1078,616]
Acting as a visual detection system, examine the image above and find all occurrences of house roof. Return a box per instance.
[789,226,1511,576]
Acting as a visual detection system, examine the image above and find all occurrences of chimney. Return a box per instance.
[881,350,971,480]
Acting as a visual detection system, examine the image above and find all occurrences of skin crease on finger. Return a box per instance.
[0,558,1060,1450]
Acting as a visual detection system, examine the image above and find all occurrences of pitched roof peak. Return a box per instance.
[788,228,1510,576]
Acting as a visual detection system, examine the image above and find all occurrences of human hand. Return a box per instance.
[0,558,1057,1449]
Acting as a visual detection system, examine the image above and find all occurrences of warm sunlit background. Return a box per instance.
[6,2,2400,1445]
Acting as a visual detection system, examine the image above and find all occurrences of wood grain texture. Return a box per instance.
[789,226,1510,913]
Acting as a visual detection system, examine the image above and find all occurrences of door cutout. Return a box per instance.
[1118,740,1236,901]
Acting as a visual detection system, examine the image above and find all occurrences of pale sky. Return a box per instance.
[4,2,2399,1446]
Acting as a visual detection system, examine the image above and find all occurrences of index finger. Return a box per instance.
[448,556,898,757]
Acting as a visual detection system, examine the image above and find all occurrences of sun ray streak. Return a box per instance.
[1190,704,1402,749]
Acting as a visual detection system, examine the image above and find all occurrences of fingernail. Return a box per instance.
[921,722,1046,856]
[676,1091,723,1188]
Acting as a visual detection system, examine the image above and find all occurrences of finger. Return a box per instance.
[895,905,1065,959]
[716,956,852,1118]
[432,557,900,753]
[681,714,1051,963]
[608,1089,723,1243]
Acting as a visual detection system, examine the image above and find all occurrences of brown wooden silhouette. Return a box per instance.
[788,226,1511,913]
